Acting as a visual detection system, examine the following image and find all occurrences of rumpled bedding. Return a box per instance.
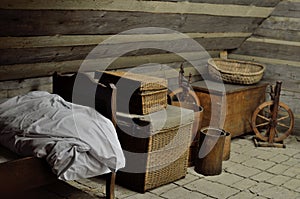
[0,91,125,180]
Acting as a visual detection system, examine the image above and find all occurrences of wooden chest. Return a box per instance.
[95,71,168,115]
[115,105,194,193]
[192,80,268,137]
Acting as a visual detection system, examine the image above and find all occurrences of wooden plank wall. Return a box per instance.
[0,0,276,98]
[230,0,300,131]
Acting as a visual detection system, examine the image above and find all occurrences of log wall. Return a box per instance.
[0,0,276,93]
[231,0,300,132]
[3,0,300,133]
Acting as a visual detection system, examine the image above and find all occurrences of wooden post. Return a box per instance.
[106,172,116,199]
[220,51,228,59]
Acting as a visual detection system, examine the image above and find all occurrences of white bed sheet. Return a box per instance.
[0,91,125,180]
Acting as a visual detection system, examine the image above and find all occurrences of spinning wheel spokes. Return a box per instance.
[255,121,270,128]
[252,101,294,143]
[277,122,290,129]
[257,114,270,122]
[277,115,290,122]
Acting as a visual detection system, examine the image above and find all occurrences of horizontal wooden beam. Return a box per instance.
[7,84,52,98]
[228,54,300,67]
[0,32,251,49]
[0,156,57,195]
[0,10,264,36]
[0,0,274,18]
[260,16,300,31]
[282,88,300,94]
[233,39,300,61]
[247,37,300,47]
[0,64,202,99]
[122,65,200,81]
[0,37,245,65]
[282,0,300,3]
[0,51,219,81]
[254,28,300,42]
[0,76,51,90]
[149,0,280,7]
[272,1,300,18]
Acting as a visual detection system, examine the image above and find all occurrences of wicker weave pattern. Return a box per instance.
[140,89,168,115]
[103,71,167,91]
[208,58,265,84]
[145,151,189,191]
[144,122,192,190]
[115,106,194,192]
[98,70,168,115]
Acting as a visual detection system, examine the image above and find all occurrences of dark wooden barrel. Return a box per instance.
[194,127,226,175]
[169,89,203,167]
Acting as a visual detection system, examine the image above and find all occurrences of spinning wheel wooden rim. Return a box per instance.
[169,87,200,106]
[251,101,294,142]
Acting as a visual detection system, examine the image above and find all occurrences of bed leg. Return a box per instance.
[106,172,116,199]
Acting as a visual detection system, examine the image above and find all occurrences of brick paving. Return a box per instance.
[16,134,300,199]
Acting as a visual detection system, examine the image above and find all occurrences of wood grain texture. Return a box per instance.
[0,46,94,65]
[262,63,300,91]
[0,51,219,81]
[0,60,80,81]
[0,37,246,65]
[0,32,251,49]
[7,84,52,98]
[232,40,300,61]
[259,16,300,31]
[228,54,300,67]
[251,5,299,50]
[254,28,300,42]
[0,10,264,36]
[193,81,268,137]
[0,76,51,90]
[0,156,57,196]
[248,37,300,47]
[272,1,300,18]
[144,0,280,7]
[0,0,274,17]
[231,0,300,120]
[260,63,300,116]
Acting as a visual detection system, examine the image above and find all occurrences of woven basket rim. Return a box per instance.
[208,58,266,76]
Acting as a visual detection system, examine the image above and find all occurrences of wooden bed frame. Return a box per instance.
[0,72,117,199]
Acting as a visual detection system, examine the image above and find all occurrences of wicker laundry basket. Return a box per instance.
[208,58,265,85]
[168,88,203,167]
[115,105,194,192]
[95,70,168,115]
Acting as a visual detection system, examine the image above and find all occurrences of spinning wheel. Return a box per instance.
[169,63,200,107]
[168,64,203,166]
[251,81,294,147]
[252,101,294,142]
[169,87,200,107]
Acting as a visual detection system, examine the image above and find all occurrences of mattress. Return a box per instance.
[0,91,125,180]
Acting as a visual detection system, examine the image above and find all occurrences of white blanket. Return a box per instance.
[0,91,125,180]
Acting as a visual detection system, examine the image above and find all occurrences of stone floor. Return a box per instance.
[13,134,300,199]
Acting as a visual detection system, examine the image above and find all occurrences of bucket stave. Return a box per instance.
[195,127,226,175]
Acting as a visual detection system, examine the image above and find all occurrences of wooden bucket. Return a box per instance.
[195,127,226,175]
[223,132,231,161]
[188,104,203,167]
[171,102,203,138]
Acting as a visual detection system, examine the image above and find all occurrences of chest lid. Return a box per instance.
[96,71,167,92]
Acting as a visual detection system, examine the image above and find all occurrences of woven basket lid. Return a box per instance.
[103,71,167,91]
[117,105,194,135]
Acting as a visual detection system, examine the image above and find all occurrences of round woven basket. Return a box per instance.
[208,58,266,85]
